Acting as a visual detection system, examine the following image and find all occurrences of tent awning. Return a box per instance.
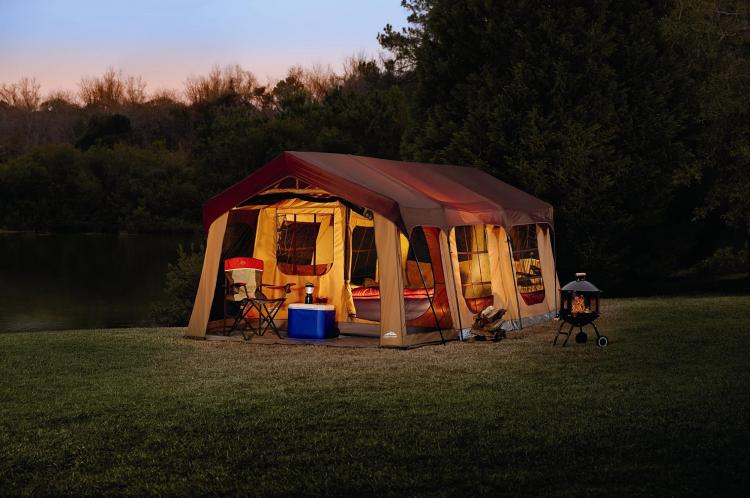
[202,151,553,234]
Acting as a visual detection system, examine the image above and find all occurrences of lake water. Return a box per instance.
[0,232,195,332]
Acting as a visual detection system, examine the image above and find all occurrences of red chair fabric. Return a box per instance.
[224,257,264,271]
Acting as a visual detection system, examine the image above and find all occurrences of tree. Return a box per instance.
[78,68,147,109]
[75,114,132,150]
[378,0,433,74]
[665,0,750,271]
[0,77,41,110]
[184,65,261,107]
[381,0,702,288]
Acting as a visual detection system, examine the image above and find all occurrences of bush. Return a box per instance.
[689,247,749,277]
[151,244,205,326]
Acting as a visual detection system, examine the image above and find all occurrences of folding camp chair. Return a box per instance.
[223,257,264,336]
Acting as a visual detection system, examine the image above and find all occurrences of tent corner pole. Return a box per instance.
[552,224,558,319]
[446,229,464,341]
[506,233,524,330]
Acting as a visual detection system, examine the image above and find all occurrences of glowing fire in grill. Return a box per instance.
[572,295,588,314]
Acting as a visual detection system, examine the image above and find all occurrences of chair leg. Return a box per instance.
[263,301,284,338]
[238,301,257,340]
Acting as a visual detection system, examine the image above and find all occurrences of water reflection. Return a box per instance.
[0,232,195,332]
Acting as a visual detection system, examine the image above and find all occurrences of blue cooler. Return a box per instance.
[287,304,337,339]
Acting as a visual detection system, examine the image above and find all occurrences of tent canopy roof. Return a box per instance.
[203,151,553,233]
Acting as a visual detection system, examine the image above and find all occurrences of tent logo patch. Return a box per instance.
[383,331,398,338]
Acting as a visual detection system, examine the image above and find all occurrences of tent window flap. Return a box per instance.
[509,224,545,305]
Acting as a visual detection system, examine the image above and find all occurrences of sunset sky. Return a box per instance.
[0,0,408,94]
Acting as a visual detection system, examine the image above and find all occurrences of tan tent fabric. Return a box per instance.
[438,231,466,333]
[187,212,228,338]
[537,224,560,308]
[487,226,524,325]
[445,229,478,331]
[373,212,406,347]
[485,226,518,319]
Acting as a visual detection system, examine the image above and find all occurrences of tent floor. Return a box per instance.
[204,330,380,348]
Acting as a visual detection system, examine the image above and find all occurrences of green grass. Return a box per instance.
[1,296,749,497]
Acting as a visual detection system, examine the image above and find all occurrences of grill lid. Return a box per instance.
[561,272,602,293]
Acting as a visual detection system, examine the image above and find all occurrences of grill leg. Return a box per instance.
[562,324,575,347]
[591,321,601,339]
[553,320,566,346]
[554,321,575,347]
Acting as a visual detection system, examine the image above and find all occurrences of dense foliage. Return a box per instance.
[0,1,748,294]
[382,0,749,287]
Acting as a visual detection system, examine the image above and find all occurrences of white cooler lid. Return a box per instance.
[288,303,335,311]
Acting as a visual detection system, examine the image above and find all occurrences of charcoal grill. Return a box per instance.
[553,273,608,347]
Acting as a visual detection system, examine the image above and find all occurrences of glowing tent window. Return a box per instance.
[509,224,545,305]
[351,226,377,286]
[455,225,493,313]
[275,214,333,276]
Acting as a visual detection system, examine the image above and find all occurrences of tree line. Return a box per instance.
[1,0,748,293]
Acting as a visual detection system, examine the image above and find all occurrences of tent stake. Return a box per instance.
[507,233,524,330]
[410,231,445,345]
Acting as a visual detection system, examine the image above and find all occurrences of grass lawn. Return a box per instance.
[1,296,749,497]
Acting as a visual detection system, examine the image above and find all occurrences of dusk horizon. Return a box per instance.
[0,0,408,93]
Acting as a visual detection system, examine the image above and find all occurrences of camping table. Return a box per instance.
[240,297,286,340]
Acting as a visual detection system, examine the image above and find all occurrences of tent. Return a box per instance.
[187,151,559,347]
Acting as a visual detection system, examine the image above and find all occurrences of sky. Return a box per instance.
[0,0,408,94]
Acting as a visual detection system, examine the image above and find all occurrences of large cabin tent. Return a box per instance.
[187,151,559,347]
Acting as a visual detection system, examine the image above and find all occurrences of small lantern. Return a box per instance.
[304,282,314,304]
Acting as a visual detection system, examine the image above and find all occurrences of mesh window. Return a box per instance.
[275,213,333,276]
[277,220,319,265]
[222,223,256,260]
[351,226,377,286]
[454,225,493,311]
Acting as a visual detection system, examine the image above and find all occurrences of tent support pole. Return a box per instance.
[446,229,464,341]
[411,232,445,345]
[507,233,524,330]
[552,224,558,318]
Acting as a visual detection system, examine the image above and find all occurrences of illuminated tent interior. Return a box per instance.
[187,151,559,347]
